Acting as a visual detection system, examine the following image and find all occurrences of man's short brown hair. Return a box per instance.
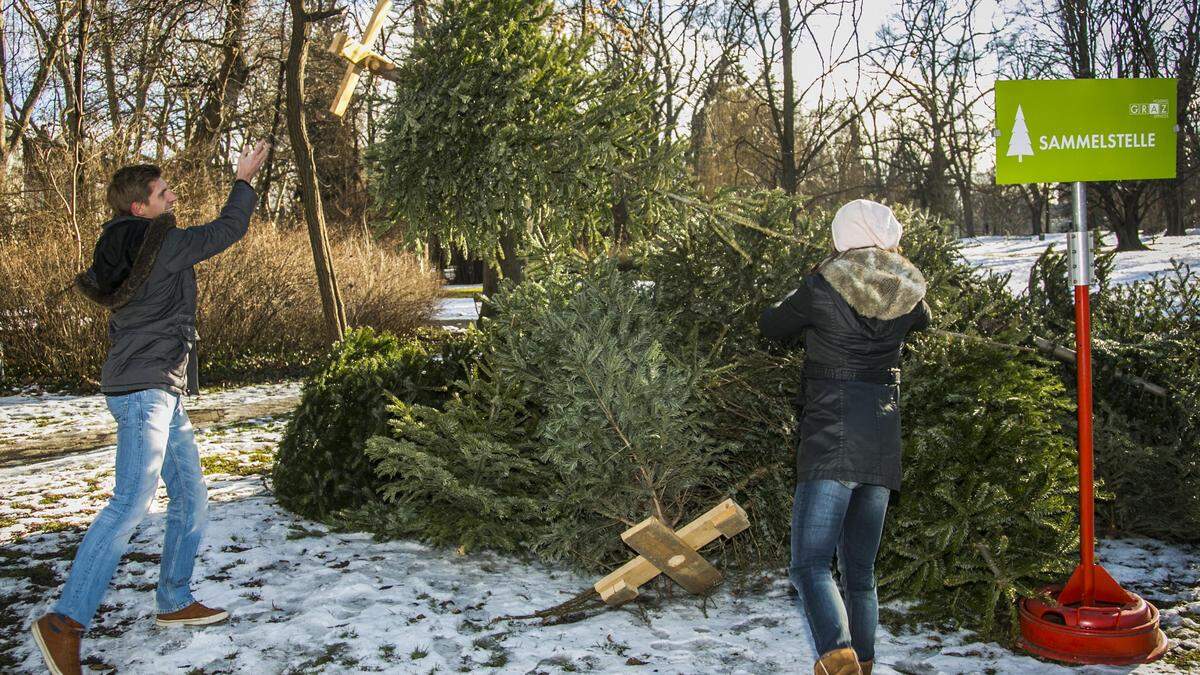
[106,164,162,216]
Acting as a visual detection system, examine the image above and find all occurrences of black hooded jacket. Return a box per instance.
[760,248,931,492]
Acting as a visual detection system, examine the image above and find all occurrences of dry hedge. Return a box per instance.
[0,204,440,390]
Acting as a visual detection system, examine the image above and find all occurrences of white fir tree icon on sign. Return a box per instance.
[1007,104,1034,162]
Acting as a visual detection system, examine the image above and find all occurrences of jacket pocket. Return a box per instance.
[875,384,902,474]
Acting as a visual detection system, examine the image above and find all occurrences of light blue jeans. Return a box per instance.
[54,389,207,630]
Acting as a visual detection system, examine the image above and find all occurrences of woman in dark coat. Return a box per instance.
[760,200,931,675]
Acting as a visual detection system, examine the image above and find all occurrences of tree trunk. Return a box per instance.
[498,228,525,286]
[131,16,164,157]
[0,9,8,177]
[482,264,499,309]
[286,0,348,342]
[1096,184,1149,251]
[1042,185,1050,240]
[260,58,286,204]
[258,7,289,206]
[154,94,173,161]
[1061,0,1093,78]
[480,229,525,319]
[69,0,90,268]
[187,0,251,168]
[97,0,120,136]
[611,194,631,246]
[1163,180,1184,236]
[1019,183,1043,238]
[778,0,796,196]
[958,179,976,238]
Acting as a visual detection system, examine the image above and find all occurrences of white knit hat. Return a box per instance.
[830,199,903,252]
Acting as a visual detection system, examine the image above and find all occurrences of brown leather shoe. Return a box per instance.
[31,613,82,675]
[815,647,862,675]
[155,602,229,627]
[859,659,873,675]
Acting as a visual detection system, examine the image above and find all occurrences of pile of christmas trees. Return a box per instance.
[274,199,1083,638]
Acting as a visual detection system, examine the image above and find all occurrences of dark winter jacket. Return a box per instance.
[759,248,931,492]
[75,181,257,396]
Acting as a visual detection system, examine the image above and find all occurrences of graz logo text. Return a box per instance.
[1129,100,1169,118]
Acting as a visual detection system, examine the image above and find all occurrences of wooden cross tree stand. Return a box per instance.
[594,499,750,606]
[327,0,396,117]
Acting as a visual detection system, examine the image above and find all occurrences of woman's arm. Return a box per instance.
[759,278,815,339]
[909,299,932,333]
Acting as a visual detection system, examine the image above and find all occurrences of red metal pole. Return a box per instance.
[1074,284,1095,606]
[1072,181,1095,607]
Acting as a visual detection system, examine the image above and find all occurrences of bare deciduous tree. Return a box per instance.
[873,0,1001,237]
[285,0,347,342]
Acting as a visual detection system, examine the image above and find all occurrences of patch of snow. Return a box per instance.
[0,382,301,449]
[958,232,1200,297]
[434,297,481,322]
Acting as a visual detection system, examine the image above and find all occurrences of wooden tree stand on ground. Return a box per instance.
[494,499,750,626]
[595,498,750,606]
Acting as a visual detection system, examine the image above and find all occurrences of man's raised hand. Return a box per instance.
[235,140,271,183]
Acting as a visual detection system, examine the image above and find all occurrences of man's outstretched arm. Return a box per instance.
[162,141,270,273]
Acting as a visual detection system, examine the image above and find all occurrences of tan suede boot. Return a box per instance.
[860,659,873,675]
[31,613,83,675]
[814,647,862,675]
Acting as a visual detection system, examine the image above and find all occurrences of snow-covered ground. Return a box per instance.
[435,296,482,323]
[958,231,1200,296]
[0,382,301,450]
[1,391,1199,673]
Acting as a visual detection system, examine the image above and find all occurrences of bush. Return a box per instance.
[0,216,440,391]
[284,192,1080,640]
[271,327,483,521]
[883,338,1076,637]
[359,374,546,553]
[304,193,1075,634]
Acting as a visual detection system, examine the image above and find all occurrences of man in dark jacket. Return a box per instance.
[33,141,269,675]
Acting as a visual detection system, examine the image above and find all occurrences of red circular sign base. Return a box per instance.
[1018,584,1168,666]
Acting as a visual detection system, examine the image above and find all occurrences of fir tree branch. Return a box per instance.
[580,367,667,526]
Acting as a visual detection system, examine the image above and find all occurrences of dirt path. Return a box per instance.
[0,394,299,468]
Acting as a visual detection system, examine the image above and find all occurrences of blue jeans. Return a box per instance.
[54,389,207,629]
[790,479,890,662]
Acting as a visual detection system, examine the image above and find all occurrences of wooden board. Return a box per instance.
[361,0,393,45]
[597,579,638,605]
[593,499,749,605]
[331,67,363,117]
[621,517,721,594]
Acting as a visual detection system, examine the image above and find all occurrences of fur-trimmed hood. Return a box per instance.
[75,212,176,309]
[818,248,927,321]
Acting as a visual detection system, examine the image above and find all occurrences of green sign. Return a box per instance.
[995,78,1177,184]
